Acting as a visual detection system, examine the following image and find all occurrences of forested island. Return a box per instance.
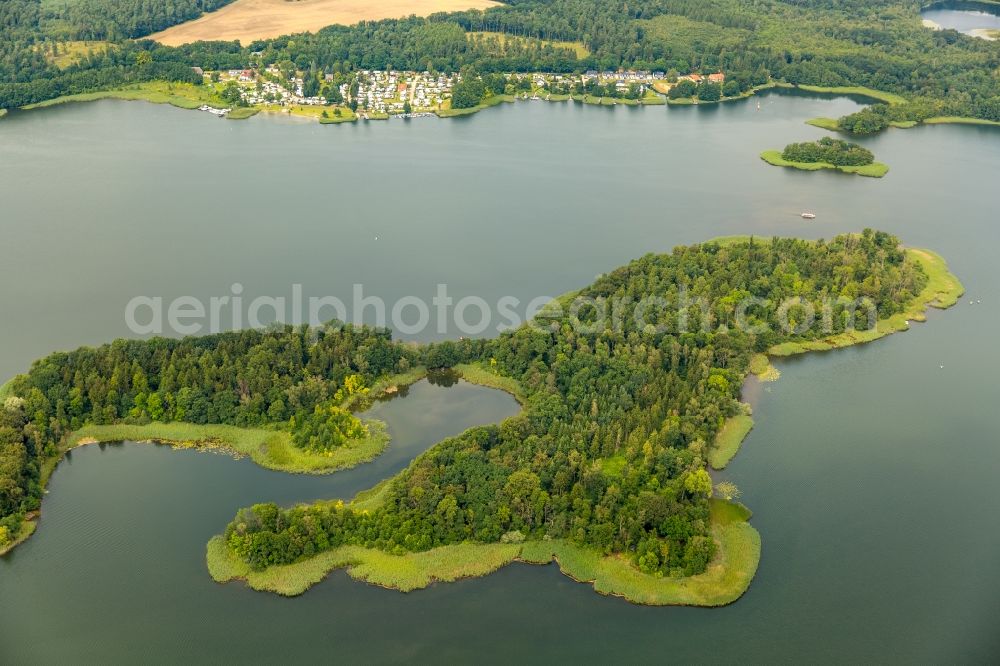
[0,232,964,603]
[761,137,889,177]
[2,0,1000,130]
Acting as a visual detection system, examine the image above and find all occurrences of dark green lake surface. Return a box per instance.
[1,92,998,663]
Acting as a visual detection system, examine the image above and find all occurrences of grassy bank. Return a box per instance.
[453,362,526,403]
[805,117,842,131]
[969,28,1000,40]
[16,81,360,123]
[708,415,755,470]
[21,81,224,112]
[795,85,906,105]
[225,107,259,120]
[520,500,759,606]
[207,537,522,596]
[0,520,36,556]
[256,103,356,123]
[688,239,961,358]
[208,499,759,606]
[923,116,1000,126]
[0,109,7,120]
[768,247,963,357]
[69,420,389,475]
[436,94,514,117]
[808,115,1000,132]
[749,353,781,381]
[760,150,889,177]
[319,110,359,124]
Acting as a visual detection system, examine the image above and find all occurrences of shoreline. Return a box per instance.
[66,420,391,474]
[969,28,999,40]
[0,518,36,556]
[767,248,964,357]
[806,115,1000,133]
[207,499,760,606]
[687,239,962,481]
[708,414,755,470]
[2,365,524,556]
[1,367,434,555]
[17,80,994,130]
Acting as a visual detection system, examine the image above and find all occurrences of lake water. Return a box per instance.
[1,93,999,663]
[922,1,1000,35]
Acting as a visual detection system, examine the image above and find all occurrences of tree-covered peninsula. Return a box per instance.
[761,137,889,177]
[0,232,964,602]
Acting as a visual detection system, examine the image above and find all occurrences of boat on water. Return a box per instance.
[801,212,816,219]
[198,104,231,117]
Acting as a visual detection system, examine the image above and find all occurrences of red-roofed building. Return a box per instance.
[708,72,726,83]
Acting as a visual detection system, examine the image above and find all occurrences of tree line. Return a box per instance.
[782,137,875,166]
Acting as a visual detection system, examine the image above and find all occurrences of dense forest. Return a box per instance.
[2,232,928,572]
[2,0,1000,123]
[782,137,875,166]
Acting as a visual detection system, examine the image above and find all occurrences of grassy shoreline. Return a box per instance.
[708,415,755,470]
[0,368,435,555]
[62,366,436,474]
[795,85,906,105]
[208,499,760,606]
[760,150,889,177]
[700,238,959,475]
[436,93,515,117]
[0,520,36,556]
[768,247,963,357]
[749,353,781,381]
[16,79,944,128]
[806,115,1000,132]
[21,79,998,135]
[453,362,527,403]
[21,82,222,112]
[923,116,1000,126]
[67,420,390,474]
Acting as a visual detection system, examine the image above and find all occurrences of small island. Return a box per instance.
[761,137,889,177]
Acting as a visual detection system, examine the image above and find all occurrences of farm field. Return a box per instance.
[149,0,501,46]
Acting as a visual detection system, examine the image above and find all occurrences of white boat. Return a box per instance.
[801,212,816,219]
